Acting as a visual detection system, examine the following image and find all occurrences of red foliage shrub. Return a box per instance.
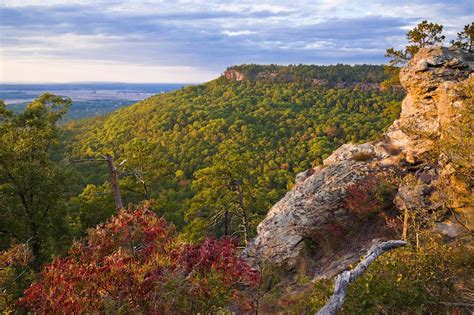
[345,175,393,216]
[20,207,259,314]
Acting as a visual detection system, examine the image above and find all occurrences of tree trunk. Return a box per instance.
[402,207,408,240]
[105,154,124,210]
[224,209,229,236]
[316,240,406,315]
[30,223,41,273]
[237,188,251,244]
[241,207,251,245]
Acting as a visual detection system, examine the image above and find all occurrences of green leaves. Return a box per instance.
[64,68,403,243]
[384,20,446,87]
[0,94,74,308]
[451,22,474,52]
[385,20,445,67]
[406,20,445,49]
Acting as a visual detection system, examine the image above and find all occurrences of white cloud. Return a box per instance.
[222,30,256,36]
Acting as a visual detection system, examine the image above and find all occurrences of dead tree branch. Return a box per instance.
[316,240,407,315]
[69,154,124,211]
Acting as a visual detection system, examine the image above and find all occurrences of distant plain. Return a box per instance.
[0,83,188,120]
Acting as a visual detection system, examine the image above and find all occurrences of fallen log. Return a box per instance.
[316,240,407,315]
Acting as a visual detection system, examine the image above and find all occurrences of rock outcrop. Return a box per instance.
[386,46,472,161]
[243,47,473,273]
[223,69,246,81]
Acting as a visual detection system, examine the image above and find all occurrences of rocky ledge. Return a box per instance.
[243,47,473,274]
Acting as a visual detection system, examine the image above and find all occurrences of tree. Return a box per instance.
[384,20,445,87]
[20,207,259,313]
[317,240,406,315]
[0,94,72,272]
[0,242,33,312]
[70,153,126,210]
[406,20,445,51]
[385,20,445,67]
[187,140,263,244]
[451,22,474,52]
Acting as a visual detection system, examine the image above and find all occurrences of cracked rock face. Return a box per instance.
[386,46,473,160]
[243,47,473,271]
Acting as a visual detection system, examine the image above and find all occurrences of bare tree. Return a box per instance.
[71,153,151,211]
[317,240,406,315]
[70,154,124,211]
[103,154,124,210]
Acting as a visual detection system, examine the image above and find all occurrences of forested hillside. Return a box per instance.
[63,65,403,242]
[224,64,388,84]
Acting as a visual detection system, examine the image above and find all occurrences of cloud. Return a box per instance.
[0,0,471,82]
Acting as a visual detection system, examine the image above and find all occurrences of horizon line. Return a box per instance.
[0,81,201,85]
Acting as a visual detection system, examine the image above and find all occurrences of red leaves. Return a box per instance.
[177,238,259,287]
[20,207,259,313]
[345,176,384,216]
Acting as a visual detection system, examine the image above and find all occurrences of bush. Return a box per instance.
[20,207,259,314]
[345,175,396,217]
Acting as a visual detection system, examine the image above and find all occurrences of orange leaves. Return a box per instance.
[0,243,32,268]
[21,207,259,313]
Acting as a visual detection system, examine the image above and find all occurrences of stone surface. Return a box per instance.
[386,46,473,159]
[223,69,246,81]
[243,47,473,272]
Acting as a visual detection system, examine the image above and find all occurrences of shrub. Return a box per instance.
[20,207,259,314]
[342,238,473,314]
[345,175,395,217]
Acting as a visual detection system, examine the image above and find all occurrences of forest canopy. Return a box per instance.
[61,66,404,243]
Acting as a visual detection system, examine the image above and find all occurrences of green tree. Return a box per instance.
[0,94,72,271]
[406,20,445,52]
[384,20,445,87]
[451,22,474,52]
[386,20,445,66]
[186,140,266,244]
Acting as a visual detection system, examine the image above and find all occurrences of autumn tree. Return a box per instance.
[0,242,33,312]
[20,207,259,313]
[0,95,73,272]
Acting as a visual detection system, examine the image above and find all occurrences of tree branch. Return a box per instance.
[316,240,407,315]
[68,158,106,165]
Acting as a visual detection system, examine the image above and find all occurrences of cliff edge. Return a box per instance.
[243,47,473,276]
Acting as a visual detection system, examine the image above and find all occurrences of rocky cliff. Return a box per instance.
[243,47,473,275]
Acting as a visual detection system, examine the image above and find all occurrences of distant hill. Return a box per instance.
[223,64,388,86]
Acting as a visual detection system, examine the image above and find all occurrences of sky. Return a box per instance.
[0,0,472,83]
